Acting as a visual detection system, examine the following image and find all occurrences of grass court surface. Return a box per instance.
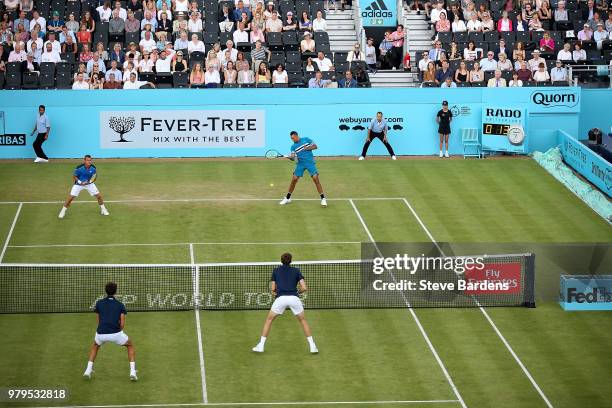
[0,158,610,408]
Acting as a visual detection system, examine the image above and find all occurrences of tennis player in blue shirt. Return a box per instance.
[252,253,318,354]
[58,155,109,218]
[83,282,137,381]
[279,131,327,207]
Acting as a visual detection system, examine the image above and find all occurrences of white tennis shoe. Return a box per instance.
[358,156,364,160]
[252,344,264,353]
[321,198,327,207]
[83,370,93,379]
[310,345,319,354]
[101,208,110,216]
[58,208,66,219]
[279,197,291,205]
[444,151,449,158]
[391,155,397,160]
[130,371,138,381]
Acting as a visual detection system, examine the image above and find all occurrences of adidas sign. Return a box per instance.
[362,0,393,18]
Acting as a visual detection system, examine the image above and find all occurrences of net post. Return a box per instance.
[523,253,536,308]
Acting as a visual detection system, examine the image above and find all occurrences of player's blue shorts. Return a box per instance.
[294,160,318,177]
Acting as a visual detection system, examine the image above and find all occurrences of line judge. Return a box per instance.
[31,105,50,163]
[359,112,397,160]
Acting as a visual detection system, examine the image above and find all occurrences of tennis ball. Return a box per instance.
[270,183,275,187]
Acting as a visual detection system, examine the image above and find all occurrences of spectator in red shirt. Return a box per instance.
[79,43,93,62]
[435,12,451,33]
[497,11,513,31]
[539,32,555,52]
[77,23,91,44]
[403,52,411,71]
[103,73,123,88]
[516,61,533,82]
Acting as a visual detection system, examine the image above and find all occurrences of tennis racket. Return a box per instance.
[265,149,295,161]
[80,174,96,185]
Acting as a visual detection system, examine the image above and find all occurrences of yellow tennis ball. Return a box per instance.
[270,183,274,187]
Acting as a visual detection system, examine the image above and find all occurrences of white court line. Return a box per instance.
[0,202,23,263]
[190,244,209,404]
[400,198,554,408]
[349,200,467,408]
[0,260,362,268]
[30,400,461,408]
[8,241,361,249]
[0,197,405,205]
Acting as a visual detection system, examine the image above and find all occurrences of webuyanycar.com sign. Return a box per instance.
[100,110,265,148]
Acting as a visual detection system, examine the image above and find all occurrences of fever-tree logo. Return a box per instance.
[109,116,135,142]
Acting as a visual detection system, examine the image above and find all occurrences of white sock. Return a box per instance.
[60,206,67,213]
[307,336,315,347]
[130,362,136,372]
[259,336,267,345]
[86,361,93,372]
[439,150,443,154]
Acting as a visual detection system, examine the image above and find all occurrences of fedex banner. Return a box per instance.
[559,275,612,311]
[464,262,522,295]
[99,110,266,149]
[360,0,396,27]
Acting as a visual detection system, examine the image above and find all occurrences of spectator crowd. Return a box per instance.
[410,0,611,86]
[1,0,610,89]
[0,0,371,89]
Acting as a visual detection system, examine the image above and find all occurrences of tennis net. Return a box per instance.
[0,254,535,313]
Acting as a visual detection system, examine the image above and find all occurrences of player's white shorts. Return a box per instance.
[270,295,304,315]
[70,183,100,197]
[94,331,129,346]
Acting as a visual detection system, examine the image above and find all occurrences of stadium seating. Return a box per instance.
[22,72,40,89]
[172,71,190,88]
[139,72,156,83]
[156,73,173,88]
[0,0,372,89]
[39,72,56,89]
[11,0,612,89]
[5,62,22,90]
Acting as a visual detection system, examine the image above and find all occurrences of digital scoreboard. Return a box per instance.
[481,106,528,153]
[482,123,510,136]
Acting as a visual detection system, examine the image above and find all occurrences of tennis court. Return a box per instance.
[0,158,611,408]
